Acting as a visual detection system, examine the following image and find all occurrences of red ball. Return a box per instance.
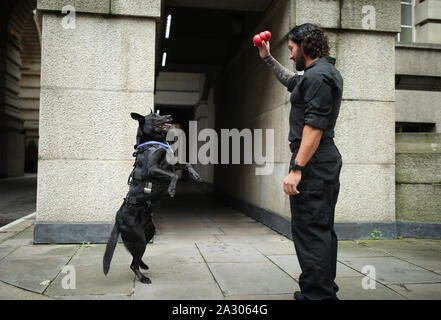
[253,34,262,47]
[264,31,271,40]
[259,32,268,41]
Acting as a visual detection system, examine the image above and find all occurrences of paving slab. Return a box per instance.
[404,239,441,253]
[207,222,264,228]
[45,263,134,297]
[0,244,78,293]
[53,294,132,300]
[154,234,221,244]
[338,241,392,258]
[354,241,441,274]
[0,233,34,247]
[197,243,268,263]
[266,255,301,278]
[208,216,257,223]
[267,255,363,279]
[0,244,17,261]
[249,239,295,256]
[156,227,225,236]
[11,226,34,239]
[208,262,298,297]
[226,294,293,300]
[138,260,216,285]
[134,262,223,300]
[0,280,54,300]
[2,220,34,232]
[156,222,211,229]
[215,234,290,244]
[134,282,224,300]
[385,251,441,274]
[335,277,406,300]
[0,232,16,243]
[339,256,441,285]
[358,239,429,253]
[388,283,441,300]
[146,243,205,265]
[219,227,278,236]
[155,217,213,223]
[68,243,133,266]
[360,238,441,274]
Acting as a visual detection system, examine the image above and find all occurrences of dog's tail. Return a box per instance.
[103,224,119,275]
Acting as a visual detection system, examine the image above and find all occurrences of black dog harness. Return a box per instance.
[124,141,172,206]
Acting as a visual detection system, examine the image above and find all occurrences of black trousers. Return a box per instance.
[289,140,342,300]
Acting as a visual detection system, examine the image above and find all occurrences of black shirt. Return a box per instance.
[287,56,343,143]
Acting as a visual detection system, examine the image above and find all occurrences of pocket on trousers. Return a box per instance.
[292,179,330,226]
[310,145,341,164]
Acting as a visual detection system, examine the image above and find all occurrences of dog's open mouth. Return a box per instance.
[157,123,172,129]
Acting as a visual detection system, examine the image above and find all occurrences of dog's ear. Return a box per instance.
[131,112,144,122]
[150,109,153,114]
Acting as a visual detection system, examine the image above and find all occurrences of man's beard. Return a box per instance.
[294,49,306,71]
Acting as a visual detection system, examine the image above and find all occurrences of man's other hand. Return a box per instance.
[283,170,302,195]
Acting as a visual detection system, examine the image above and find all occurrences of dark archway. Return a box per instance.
[0,0,39,178]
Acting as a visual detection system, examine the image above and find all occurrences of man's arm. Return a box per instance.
[283,125,322,195]
[263,55,296,88]
[294,125,323,167]
[256,40,296,88]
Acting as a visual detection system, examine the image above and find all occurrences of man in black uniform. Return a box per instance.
[256,23,343,300]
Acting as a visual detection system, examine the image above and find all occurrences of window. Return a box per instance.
[397,0,415,42]
[396,122,435,133]
[396,75,441,91]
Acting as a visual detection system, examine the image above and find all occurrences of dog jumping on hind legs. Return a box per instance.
[103,110,201,284]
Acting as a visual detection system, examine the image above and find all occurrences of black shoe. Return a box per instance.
[293,291,308,300]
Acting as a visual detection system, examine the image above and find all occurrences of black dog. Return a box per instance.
[103,111,201,284]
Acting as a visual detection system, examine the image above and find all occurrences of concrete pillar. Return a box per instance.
[34,0,161,243]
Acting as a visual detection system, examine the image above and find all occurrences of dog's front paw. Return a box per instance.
[168,187,176,198]
[140,276,151,284]
[189,169,202,182]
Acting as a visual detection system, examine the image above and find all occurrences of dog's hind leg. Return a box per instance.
[139,260,149,270]
[124,241,151,284]
[139,223,155,271]
[130,251,151,284]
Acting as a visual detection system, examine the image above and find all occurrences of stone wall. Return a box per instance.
[395,43,441,133]
[396,133,441,224]
[35,0,161,239]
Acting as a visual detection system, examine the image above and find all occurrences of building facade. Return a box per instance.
[0,0,439,242]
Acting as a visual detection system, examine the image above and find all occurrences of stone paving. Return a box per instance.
[0,174,37,227]
[0,184,441,300]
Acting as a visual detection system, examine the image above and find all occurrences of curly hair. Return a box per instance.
[288,23,330,59]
